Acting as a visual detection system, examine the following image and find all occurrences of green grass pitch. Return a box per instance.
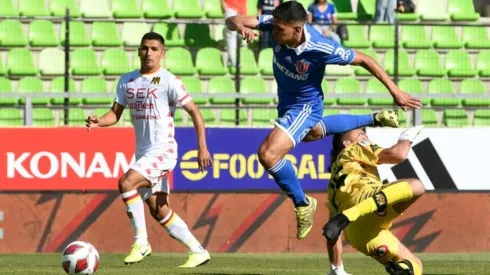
[1,253,490,274]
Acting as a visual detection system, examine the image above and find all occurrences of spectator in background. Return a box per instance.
[374,0,397,24]
[307,0,341,44]
[257,0,283,50]
[222,0,247,68]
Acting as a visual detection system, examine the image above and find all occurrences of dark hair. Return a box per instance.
[272,1,307,22]
[329,128,367,172]
[141,32,165,46]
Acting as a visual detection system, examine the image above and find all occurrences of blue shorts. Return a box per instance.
[274,102,324,147]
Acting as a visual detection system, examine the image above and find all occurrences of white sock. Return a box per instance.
[160,210,205,253]
[332,262,345,271]
[121,190,148,245]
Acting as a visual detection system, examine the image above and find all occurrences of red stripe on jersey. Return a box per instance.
[179,94,190,102]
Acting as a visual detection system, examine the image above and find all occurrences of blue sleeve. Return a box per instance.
[307,4,315,14]
[257,0,263,9]
[322,39,356,65]
[258,15,273,31]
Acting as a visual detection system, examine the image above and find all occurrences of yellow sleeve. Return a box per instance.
[348,140,384,166]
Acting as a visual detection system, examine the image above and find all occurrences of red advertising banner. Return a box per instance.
[0,128,135,191]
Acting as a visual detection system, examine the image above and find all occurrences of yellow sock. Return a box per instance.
[343,182,414,222]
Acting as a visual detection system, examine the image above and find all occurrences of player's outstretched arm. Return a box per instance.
[225,15,259,43]
[350,51,421,111]
[183,101,212,172]
[377,125,424,164]
[85,102,124,130]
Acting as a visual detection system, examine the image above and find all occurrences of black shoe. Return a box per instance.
[385,260,414,275]
[322,213,350,241]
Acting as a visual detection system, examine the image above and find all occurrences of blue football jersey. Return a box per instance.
[258,15,356,111]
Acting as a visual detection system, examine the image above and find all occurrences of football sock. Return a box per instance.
[319,114,374,137]
[268,158,309,207]
[160,209,205,253]
[121,190,148,245]
[343,182,413,222]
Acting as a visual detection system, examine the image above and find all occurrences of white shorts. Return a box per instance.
[130,151,177,201]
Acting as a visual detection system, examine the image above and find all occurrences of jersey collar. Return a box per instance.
[285,25,311,56]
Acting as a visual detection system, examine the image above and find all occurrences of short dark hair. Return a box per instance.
[141,32,165,46]
[272,1,307,22]
[329,128,366,172]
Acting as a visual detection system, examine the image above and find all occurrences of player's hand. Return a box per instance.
[237,26,256,43]
[399,125,424,143]
[197,146,212,172]
[392,90,422,111]
[85,115,100,131]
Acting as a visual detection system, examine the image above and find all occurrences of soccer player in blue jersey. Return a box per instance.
[225,0,420,260]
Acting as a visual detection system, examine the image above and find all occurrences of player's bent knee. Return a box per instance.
[407,178,425,197]
[258,144,279,168]
[118,173,140,193]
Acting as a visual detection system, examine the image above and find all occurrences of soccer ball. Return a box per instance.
[61,241,100,275]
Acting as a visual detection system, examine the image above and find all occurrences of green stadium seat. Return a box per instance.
[354,49,378,76]
[0,0,18,16]
[32,108,55,127]
[326,65,354,76]
[0,20,27,47]
[19,0,49,16]
[414,50,446,77]
[258,48,273,75]
[366,78,394,105]
[29,20,58,47]
[445,50,476,77]
[323,109,340,116]
[342,25,370,49]
[122,23,149,47]
[322,79,335,106]
[0,108,22,126]
[241,77,271,105]
[332,0,357,20]
[0,77,15,106]
[60,21,90,47]
[0,58,5,76]
[132,50,140,70]
[230,48,259,75]
[220,109,248,126]
[204,0,223,18]
[462,26,490,49]
[476,51,490,77]
[18,77,47,105]
[199,109,217,126]
[7,48,37,76]
[397,110,407,127]
[247,0,259,16]
[61,108,87,126]
[460,79,490,107]
[39,48,64,76]
[174,0,204,18]
[422,109,438,127]
[92,22,121,47]
[71,48,100,76]
[396,11,420,21]
[142,0,173,19]
[418,0,449,21]
[473,110,490,126]
[252,109,276,127]
[428,79,460,107]
[350,108,373,115]
[398,79,429,106]
[184,24,216,47]
[357,0,375,20]
[401,26,432,49]
[180,77,206,105]
[384,49,414,76]
[102,49,130,76]
[81,77,112,105]
[448,0,480,21]
[112,0,141,18]
[370,25,395,48]
[50,77,80,105]
[80,0,111,17]
[196,48,227,75]
[153,23,185,47]
[444,109,468,127]
[172,109,184,127]
[208,77,235,104]
[165,47,196,76]
[432,26,463,49]
[335,78,365,105]
[50,0,81,17]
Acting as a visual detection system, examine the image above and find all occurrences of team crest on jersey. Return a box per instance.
[296,60,311,74]
[151,76,160,84]
[370,245,389,259]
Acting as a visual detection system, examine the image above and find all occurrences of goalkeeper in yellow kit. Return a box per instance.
[323,126,426,275]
